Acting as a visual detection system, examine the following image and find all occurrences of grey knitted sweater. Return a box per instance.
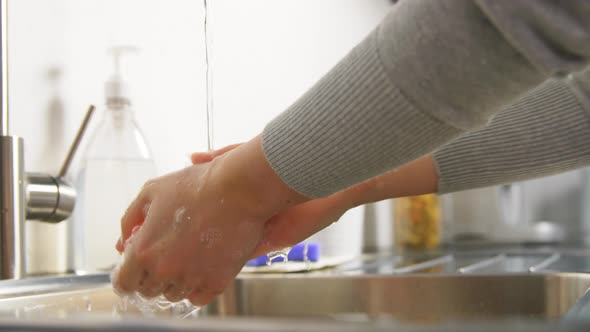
[262,0,590,198]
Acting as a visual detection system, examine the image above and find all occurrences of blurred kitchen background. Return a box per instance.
[9,0,590,274]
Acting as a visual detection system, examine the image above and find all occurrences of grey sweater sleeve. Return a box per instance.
[262,0,590,198]
[434,69,590,194]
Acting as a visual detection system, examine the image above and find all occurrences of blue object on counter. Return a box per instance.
[246,242,320,267]
[289,242,320,261]
[247,255,268,267]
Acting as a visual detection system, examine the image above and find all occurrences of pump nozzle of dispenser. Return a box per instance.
[105,45,139,107]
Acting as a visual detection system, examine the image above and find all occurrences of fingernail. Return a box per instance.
[131,225,141,235]
[115,237,123,253]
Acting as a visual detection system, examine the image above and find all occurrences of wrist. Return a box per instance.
[336,179,374,209]
[213,136,308,220]
[339,155,439,207]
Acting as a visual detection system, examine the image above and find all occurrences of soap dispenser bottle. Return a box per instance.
[73,46,157,273]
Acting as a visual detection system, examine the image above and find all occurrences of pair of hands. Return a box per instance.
[112,141,351,306]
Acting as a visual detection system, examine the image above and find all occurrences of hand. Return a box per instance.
[191,144,354,257]
[190,143,438,261]
[252,196,349,256]
[114,137,307,305]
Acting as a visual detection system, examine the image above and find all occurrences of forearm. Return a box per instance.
[434,69,590,194]
[263,0,590,199]
[228,0,590,211]
[336,156,438,209]
[334,67,590,209]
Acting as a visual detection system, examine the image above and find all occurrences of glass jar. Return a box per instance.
[394,194,441,251]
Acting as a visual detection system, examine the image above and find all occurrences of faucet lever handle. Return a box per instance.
[25,105,96,223]
[58,105,95,178]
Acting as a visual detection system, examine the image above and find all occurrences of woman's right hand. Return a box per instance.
[114,137,308,305]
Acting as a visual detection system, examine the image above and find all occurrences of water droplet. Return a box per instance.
[279,253,288,263]
[181,307,201,319]
[83,296,92,312]
[173,207,187,229]
[110,292,199,319]
[266,247,292,266]
[303,242,312,271]
[200,228,222,248]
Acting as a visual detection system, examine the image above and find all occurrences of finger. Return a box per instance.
[187,289,220,307]
[118,225,143,253]
[113,254,146,294]
[116,237,123,253]
[252,200,341,257]
[190,143,242,165]
[137,272,167,299]
[190,152,214,165]
[210,143,242,158]
[117,209,163,295]
[163,282,191,302]
[186,273,232,306]
[251,216,309,257]
[120,188,151,246]
[127,225,143,248]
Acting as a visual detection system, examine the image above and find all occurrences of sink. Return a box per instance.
[0,251,589,325]
[205,273,590,322]
[0,274,588,323]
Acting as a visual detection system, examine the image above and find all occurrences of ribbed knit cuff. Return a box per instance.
[263,30,461,198]
[434,79,590,194]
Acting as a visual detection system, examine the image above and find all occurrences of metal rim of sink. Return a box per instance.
[1,249,590,325]
[0,272,590,322]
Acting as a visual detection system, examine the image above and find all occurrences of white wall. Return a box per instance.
[210,0,391,147]
[10,0,207,176]
[8,0,391,273]
[10,0,390,176]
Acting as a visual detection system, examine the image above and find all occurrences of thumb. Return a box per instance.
[191,143,243,165]
[190,152,214,165]
[251,198,347,258]
[118,187,151,253]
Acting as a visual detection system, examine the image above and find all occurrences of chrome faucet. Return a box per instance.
[0,1,93,279]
